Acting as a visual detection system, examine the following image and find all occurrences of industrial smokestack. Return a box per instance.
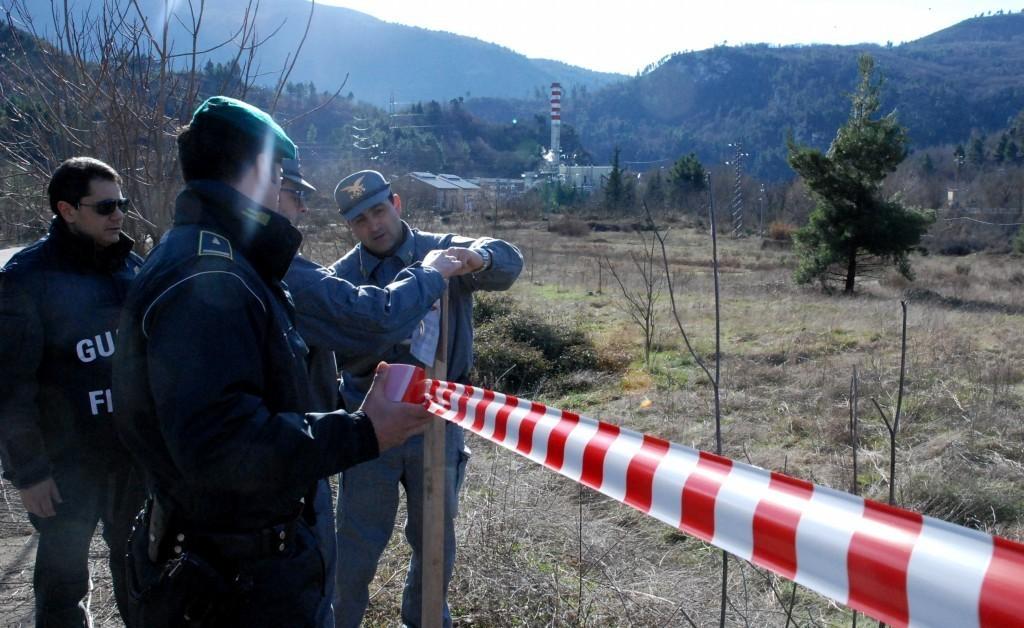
[550,82,561,167]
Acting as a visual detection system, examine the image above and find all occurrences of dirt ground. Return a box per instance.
[0,483,37,628]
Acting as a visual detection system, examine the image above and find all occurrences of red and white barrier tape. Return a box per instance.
[384,364,1024,627]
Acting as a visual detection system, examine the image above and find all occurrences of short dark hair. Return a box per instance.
[47,157,121,215]
[176,116,264,183]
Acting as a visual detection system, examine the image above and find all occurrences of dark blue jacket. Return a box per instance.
[113,181,379,531]
[285,254,446,410]
[332,222,523,409]
[0,219,141,488]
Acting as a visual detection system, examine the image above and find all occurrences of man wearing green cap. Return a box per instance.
[112,96,435,628]
[331,169,523,628]
[279,157,468,627]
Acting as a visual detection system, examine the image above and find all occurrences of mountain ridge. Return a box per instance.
[11,0,626,105]
[465,13,1024,178]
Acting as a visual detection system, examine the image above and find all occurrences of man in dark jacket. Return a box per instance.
[278,158,465,627]
[0,157,143,627]
[113,97,434,628]
[331,170,523,628]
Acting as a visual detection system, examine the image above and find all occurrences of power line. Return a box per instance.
[941,216,1024,226]
[623,157,672,166]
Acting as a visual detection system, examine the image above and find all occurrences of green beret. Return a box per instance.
[190,96,296,160]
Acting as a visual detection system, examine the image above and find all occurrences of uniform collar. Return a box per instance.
[175,180,302,281]
[356,221,417,279]
[49,217,134,272]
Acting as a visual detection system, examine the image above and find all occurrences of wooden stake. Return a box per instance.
[422,289,449,628]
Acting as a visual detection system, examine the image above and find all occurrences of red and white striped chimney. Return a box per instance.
[550,82,561,166]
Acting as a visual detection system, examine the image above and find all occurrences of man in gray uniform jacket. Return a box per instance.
[331,169,523,628]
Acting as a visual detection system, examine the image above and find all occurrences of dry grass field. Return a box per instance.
[2,212,1022,626]
[360,213,1024,627]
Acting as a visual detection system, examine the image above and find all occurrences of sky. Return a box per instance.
[318,0,1009,75]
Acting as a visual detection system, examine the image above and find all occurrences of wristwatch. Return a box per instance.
[475,247,492,271]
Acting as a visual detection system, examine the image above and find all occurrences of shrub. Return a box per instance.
[499,312,584,361]
[471,293,623,394]
[547,216,591,237]
[937,240,981,256]
[472,292,519,325]
[472,326,551,392]
[1013,227,1024,256]
[907,470,1024,527]
[767,221,797,241]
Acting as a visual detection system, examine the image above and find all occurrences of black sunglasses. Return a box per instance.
[281,188,308,201]
[77,198,131,216]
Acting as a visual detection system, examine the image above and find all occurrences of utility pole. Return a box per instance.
[952,145,966,209]
[758,183,766,237]
[727,143,748,237]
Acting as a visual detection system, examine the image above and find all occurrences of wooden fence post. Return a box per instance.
[422,290,450,628]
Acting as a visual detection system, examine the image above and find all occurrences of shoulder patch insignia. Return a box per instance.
[197,230,233,260]
[241,206,271,226]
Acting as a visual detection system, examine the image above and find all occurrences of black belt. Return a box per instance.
[168,517,300,562]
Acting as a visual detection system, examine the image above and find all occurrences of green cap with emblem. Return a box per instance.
[190,96,296,160]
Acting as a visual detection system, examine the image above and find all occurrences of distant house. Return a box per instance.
[522,164,615,192]
[559,165,614,192]
[399,172,482,213]
[474,177,526,203]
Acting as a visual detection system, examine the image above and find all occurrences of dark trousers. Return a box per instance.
[28,464,145,628]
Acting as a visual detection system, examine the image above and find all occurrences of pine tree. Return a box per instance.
[667,152,706,208]
[995,134,1009,164]
[623,172,637,210]
[787,54,933,293]
[643,169,666,210]
[1004,139,1020,165]
[969,135,987,167]
[604,147,625,210]
[920,154,936,176]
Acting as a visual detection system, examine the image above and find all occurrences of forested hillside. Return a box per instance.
[468,13,1024,179]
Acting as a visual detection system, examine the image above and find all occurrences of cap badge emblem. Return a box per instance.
[340,175,366,200]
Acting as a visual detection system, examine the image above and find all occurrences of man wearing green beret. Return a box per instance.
[112,96,436,627]
[278,156,467,627]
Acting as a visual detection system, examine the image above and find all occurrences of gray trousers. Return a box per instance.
[334,422,469,628]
